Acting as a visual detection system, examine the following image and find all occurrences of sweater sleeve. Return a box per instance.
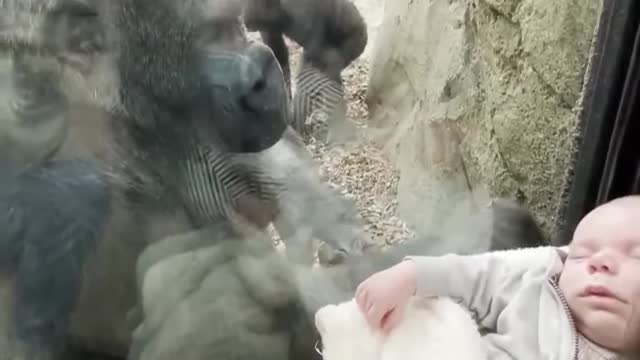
[404,246,559,329]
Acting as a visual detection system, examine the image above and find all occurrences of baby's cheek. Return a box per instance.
[624,265,640,298]
[626,294,640,339]
[558,266,582,294]
[557,269,585,315]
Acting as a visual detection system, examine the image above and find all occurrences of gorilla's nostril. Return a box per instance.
[252,78,266,93]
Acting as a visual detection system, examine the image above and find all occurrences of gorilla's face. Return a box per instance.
[1,0,289,153]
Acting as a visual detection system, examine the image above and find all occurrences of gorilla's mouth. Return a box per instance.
[201,43,289,153]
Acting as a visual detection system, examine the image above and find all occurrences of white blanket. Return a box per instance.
[314,296,488,360]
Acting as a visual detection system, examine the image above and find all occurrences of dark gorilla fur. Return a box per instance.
[0,0,289,358]
[489,198,548,251]
[0,160,112,357]
[129,197,547,360]
[242,0,368,87]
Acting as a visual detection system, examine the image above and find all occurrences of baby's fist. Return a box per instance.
[355,260,418,333]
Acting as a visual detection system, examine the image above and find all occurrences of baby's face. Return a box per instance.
[559,201,640,352]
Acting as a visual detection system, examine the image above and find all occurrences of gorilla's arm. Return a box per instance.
[304,0,368,79]
[232,128,369,266]
[129,224,309,360]
[330,0,368,65]
[0,160,112,357]
[243,0,291,91]
[243,0,367,81]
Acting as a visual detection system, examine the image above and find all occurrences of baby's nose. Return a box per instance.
[587,252,618,274]
[589,263,610,274]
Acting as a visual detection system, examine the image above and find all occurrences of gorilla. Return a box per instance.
[0,0,290,358]
[129,197,548,360]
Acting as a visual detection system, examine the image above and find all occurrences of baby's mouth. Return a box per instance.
[581,285,626,303]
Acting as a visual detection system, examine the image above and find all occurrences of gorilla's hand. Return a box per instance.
[130,224,310,360]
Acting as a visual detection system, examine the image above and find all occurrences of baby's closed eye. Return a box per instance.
[567,253,589,260]
[568,245,594,259]
[627,247,640,260]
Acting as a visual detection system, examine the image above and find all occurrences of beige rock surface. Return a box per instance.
[366,0,601,236]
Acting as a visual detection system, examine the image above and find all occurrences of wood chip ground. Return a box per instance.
[286,40,416,249]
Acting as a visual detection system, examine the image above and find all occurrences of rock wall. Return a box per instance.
[366,0,601,237]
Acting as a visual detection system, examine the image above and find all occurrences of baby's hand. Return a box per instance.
[355,260,418,333]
